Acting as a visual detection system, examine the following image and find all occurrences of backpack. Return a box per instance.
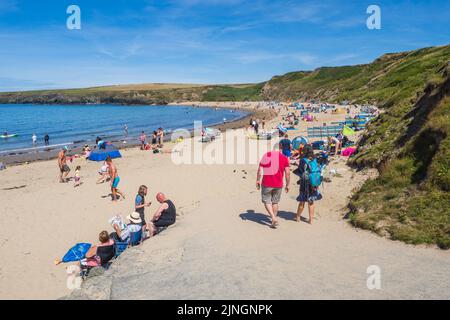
[304,158,322,187]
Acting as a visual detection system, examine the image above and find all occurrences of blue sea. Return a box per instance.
[0,104,247,153]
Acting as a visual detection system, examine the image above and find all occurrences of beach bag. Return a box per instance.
[304,158,322,187]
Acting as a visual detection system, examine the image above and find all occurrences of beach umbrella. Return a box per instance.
[292,136,309,150]
[343,125,356,137]
[58,243,92,264]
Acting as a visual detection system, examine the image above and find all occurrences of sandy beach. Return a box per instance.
[1,102,449,300]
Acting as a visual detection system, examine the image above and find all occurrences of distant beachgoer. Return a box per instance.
[156,128,164,146]
[57,147,70,183]
[44,134,49,146]
[32,133,37,147]
[262,118,266,129]
[135,185,152,229]
[79,231,115,268]
[97,138,106,150]
[254,120,259,134]
[147,192,176,236]
[124,124,128,138]
[256,149,290,228]
[106,156,125,201]
[296,146,322,224]
[74,166,81,187]
[111,212,143,243]
[82,145,91,159]
[151,131,158,145]
[140,131,146,150]
[279,133,292,158]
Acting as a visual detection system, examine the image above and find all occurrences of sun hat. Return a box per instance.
[126,212,142,224]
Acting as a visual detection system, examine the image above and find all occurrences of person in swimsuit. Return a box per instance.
[106,156,125,202]
[147,192,176,236]
[140,131,146,150]
[57,147,70,183]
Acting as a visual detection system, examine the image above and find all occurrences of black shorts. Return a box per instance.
[60,165,70,173]
[137,211,146,226]
[154,219,175,228]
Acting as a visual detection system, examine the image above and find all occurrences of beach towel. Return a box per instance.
[342,147,356,157]
[277,124,288,133]
[343,125,356,137]
[61,243,92,263]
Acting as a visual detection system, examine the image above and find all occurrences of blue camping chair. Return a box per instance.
[130,229,143,247]
[115,241,129,258]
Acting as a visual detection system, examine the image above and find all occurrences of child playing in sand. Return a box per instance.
[74,166,81,187]
[96,161,109,184]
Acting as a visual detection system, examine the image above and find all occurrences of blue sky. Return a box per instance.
[0,0,449,91]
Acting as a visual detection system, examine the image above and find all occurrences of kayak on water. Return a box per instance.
[0,134,18,139]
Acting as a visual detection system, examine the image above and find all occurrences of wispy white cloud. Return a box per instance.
[235,51,317,65]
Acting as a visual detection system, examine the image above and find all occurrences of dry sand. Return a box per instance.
[1,103,449,299]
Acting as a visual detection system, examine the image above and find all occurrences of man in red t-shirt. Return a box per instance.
[256,150,290,228]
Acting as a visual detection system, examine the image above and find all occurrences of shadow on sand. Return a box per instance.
[240,209,309,226]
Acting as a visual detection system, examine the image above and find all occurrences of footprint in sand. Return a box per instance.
[178,201,201,216]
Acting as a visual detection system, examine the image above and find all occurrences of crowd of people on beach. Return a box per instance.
[51,100,376,280]
[139,127,165,152]
[75,190,176,272]
[55,136,177,276]
[255,102,375,228]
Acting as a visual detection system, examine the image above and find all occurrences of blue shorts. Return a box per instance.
[112,177,120,188]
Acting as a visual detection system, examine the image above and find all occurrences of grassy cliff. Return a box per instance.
[0,83,264,104]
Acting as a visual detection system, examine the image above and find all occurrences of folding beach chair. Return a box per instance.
[129,229,143,247]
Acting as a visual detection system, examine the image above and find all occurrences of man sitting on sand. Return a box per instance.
[147,192,176,236]
[57,147,70,183]
[256,148,290,228]
[106,156,125,201]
